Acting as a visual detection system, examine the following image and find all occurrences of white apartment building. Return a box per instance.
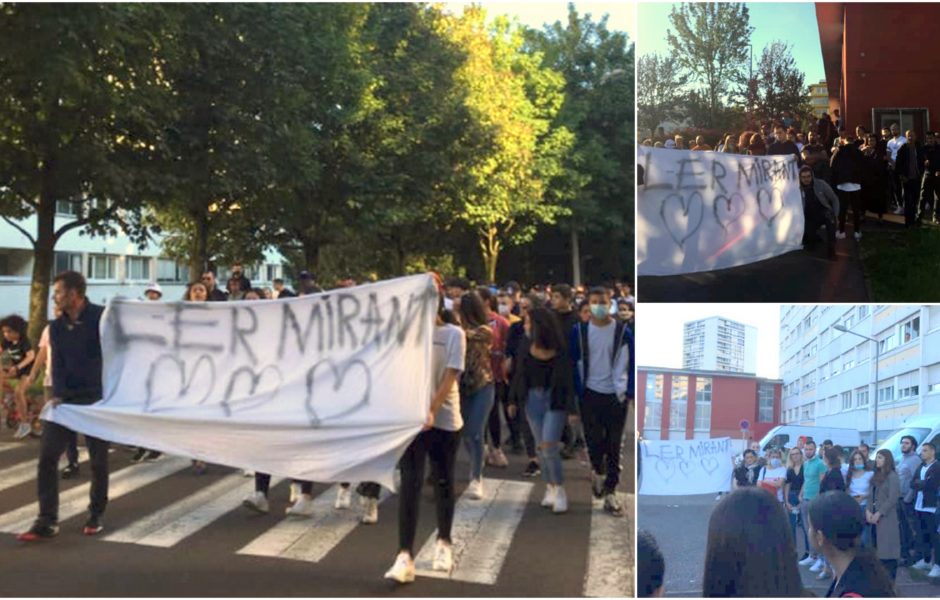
[0,203,286,320]
[779,305,940,445]
[683,316,757,374]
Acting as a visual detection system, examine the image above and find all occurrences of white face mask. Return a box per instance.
[443,297,454,311]
[497,304,510,316]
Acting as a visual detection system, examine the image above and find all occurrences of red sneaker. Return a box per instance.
[17,522,59,541]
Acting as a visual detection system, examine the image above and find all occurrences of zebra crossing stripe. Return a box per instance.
[414,479,533,585]
[104,473,279,546]
[0,449,91,494]
[237,485,388,562]
[0,443,19,454]
[0,457,189,534]
[583,493,634,597]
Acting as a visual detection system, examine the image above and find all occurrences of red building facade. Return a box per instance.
[817,3,940,139]
[636,367,783,441]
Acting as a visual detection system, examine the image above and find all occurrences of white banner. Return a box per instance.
[638,147,804,276]
[47,274,439,490]
[639,437,734,495]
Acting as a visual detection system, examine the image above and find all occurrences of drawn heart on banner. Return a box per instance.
[660,192,705,248]
[757,187,785,226]
[305,358,372,427]
[654,458,676,482]
[713,192,745,230]
[701,456,720,475]
[677,460,693,478]
[144,354,217,413]
[221,365,284,417]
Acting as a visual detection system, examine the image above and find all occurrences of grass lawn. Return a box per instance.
[860,226,940,301]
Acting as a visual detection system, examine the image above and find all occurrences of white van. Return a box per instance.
[877,414,940,463]
[758,425,861,453]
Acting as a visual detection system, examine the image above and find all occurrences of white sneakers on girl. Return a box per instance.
[384,551,416,583]
[541,485,557,508]
[467,479,484,500]
[361,497,378,524]
[553,486,568,514]
[432,540,454,572]
[286,495,315,517]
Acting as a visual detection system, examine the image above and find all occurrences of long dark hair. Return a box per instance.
[527,307,564,353]
[702,488,804,597]
[807,491,896,596]
[458,291,489,329]
[872,449,896,487]
[824,447,842,470]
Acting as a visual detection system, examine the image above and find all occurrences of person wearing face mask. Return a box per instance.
[758,448,787,504]
[569,286,633,516]
[847,450,874,547]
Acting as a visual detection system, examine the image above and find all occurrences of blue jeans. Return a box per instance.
[461,384,495,481]
[525,388,567,486]
[788,492,809,554]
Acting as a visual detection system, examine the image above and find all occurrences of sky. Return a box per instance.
[638,303,782,379]
[444,2,636,40]
[637,2,825,85]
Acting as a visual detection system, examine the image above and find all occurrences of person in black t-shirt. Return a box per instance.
[1,314,35,440]
[786,446,810,561]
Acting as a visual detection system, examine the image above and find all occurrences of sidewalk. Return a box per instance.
[638,215,894,302]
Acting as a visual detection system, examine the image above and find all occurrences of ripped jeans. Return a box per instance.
[525,388,567,485]
[460,384,495,481]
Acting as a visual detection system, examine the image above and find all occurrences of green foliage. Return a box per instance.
[665,2,753,129]
[746,41,811,125]
[637,52,687,137]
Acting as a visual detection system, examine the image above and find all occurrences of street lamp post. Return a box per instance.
[834,324,880,445]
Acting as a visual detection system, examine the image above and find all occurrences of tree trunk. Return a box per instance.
[189,208,209,282]
[571,228,582,287]
[394,232,406,275]
[27,197,56,347]
[480,228,500,284]
[302,237,320,274]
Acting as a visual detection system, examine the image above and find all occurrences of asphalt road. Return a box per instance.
[638,492,940,597]
[0,406,634,597]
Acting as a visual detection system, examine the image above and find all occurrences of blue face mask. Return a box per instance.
[770,458,782,468]
[854,464,865,470]
[590,304,609,319]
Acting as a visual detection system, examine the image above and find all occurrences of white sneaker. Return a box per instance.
[836,231,846,240]
[929,564,940,578]
[286,495,315,517]
[854,231,862,241]
[432,539,454,573]
[384,551,416,583]
[809,558,824,572]
[541,485,557,508]
[913,559,931,570]
[817,567,831,580]
[242,491,269,514]
[361,497,378,524]
[553,486,568,514]
[467,479,484,500]
[289,482,301,504]
[798,555,816,566]
[242,470,254,478]
[335,486,352,509]
[14,423,31,440]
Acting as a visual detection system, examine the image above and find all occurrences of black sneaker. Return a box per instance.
[61,463,80,479]
[17,521,59,542]
[560,446,576,461]
[143,450,162,462]
[591,473,605,499]
[522,460,541,478]
[131,448,148,463]
[83,515,103,536]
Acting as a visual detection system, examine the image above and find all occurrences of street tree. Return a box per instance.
[0,4,174,342]
[637,52,687,138]
[666,2,753,128]
[748,41,810,124]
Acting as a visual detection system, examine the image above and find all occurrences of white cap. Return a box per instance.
[664,139,676,149]
[144,282,163,298]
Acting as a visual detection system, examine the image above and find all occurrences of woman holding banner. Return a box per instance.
[384,297,465,584]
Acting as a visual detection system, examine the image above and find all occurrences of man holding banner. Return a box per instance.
[18,271,111,541]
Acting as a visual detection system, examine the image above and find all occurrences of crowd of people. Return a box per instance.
[643,111,940,260]
[638,433,940,597]
[1,266,635,586]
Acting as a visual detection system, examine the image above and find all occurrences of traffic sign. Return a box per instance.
[740,419,750,431]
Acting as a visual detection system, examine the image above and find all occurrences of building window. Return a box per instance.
[877,384,895,404]
[858,305,869,320]
[902,317,921,344]
[695,378,711,430]
[758,383,774,422]
[156,259,189,283]
[126,257,151,281]
[645,374,663,429]
[87,254,117,280]
[897,371,919,401]
[670,376,688,431]
[55,201,80,217]
[856,388,869,407]
[54,252,83,276]
[843,351,855,371]
[841,391,852,411]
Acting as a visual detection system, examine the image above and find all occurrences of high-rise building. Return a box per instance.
[683,317,757,374]
[779,305,940,445]
[808,80,829,118]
